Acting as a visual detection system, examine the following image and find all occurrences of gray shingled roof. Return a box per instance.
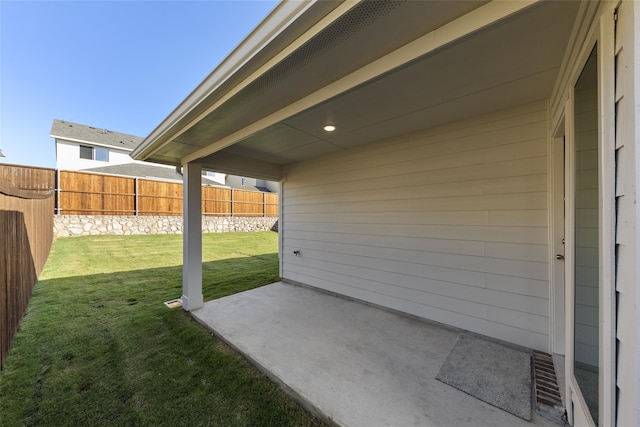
[50,119,143,151]
[51,118,276,190]
[224,181,273,192]
[84,163,223,186]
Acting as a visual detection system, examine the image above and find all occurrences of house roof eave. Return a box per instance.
[51,119,143,151]
[131,0,344,163]
[52,136,133,153]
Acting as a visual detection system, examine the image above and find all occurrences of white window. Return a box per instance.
[95,147,109,162]
[79,145,109,162]
[79,145,93,159]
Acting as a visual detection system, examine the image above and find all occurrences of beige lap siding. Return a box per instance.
[282,100,550,351]
[612,2,638,425]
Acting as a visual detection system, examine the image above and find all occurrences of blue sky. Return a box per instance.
[0,0,278,168]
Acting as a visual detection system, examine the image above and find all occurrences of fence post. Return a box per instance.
[231,189,234,217]
[56,169,61,215]
[263,192,266,217]
[134,177,139,216]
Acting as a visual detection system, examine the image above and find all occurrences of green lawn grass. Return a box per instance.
[0,232,325,426]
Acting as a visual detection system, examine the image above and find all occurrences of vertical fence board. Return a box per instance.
[203,186,231,216]
[11,168,279,218]
[265,193,279,217]
[0,209,8,369]
[0,164,55,369]
[58,170,135,215]
[56,170,278,217]
[232,189,265,217]
[138,179,183,215]
[101,175,135,215]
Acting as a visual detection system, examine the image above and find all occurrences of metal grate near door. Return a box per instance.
[533,351,565,424]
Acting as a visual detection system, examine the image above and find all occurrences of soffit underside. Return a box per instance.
[148,0,488,164]
[149,1,579,176]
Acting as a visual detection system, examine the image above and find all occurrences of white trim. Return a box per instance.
[51,136,134,152]
[196,151,282,181]
[564,95,578,426]
[550,1,601,128]
[279,180,284,279]
[549,122,566,356]
[597,6,618,426]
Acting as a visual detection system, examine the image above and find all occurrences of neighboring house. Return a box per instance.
[50,119,226,185]
[225,175,279,193]
[51,119,144,170]
[132,1,639,426]
[50,119,277,190]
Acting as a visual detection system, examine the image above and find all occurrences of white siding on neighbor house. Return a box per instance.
[55,140,135,170]
[282,100,551,351]
[225,175,279,192]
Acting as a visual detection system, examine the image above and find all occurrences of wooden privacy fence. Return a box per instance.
[57,170,278,216]
[1,164,55,369]
[0,162,277,367]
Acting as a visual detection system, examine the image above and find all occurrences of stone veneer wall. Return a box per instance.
[53,215,278,237]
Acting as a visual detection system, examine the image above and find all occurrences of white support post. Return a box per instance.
[181,162,203,311]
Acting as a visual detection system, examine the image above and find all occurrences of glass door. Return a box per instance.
[572,45,599,425]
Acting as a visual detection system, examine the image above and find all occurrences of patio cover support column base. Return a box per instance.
[182,161,203,311]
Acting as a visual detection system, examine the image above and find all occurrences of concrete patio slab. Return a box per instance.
[191,282,558,427]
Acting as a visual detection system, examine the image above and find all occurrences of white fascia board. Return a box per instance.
[132,0,330,161]
[182,0,539,164]
[52,136,133,153]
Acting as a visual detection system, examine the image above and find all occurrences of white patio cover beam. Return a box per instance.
[182,161,203,311]
[200,151,282,181]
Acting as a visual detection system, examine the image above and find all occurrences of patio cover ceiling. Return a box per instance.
[132,0,580,181]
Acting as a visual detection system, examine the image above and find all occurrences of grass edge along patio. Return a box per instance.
[0,232,327,426]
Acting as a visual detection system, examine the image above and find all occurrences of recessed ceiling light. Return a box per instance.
[323,125,336,132]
